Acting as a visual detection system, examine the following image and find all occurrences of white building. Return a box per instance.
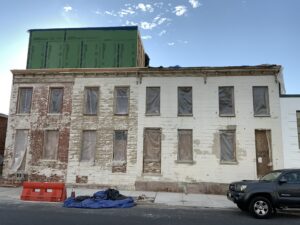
[280,95,300,168]
[3,65,286,193]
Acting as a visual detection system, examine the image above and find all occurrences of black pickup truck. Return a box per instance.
[227,169,300,219]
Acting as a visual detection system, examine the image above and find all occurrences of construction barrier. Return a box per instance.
[20,182,67,202]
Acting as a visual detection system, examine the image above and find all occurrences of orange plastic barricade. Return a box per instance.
[20,182,67,202]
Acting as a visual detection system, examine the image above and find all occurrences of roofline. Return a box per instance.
[0,113,8,118]
[11,65,282,77]
[28,26,138,32]
[280,94,300,98]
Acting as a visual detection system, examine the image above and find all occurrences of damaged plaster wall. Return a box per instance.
[136,74,283,186]
[280,97,300,168]
[66,76,138,189]
[3,75,73,182]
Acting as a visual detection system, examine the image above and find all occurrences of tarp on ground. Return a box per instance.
[63,189,135,209]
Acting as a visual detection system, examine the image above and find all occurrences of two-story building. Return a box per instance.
[2,26,290,193]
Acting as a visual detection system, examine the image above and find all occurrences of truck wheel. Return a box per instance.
[237,203,248,211]
[249,196,272,219]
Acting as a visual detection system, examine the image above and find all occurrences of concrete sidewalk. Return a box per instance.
[0,187,235,209]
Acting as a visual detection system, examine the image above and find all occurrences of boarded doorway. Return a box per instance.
[143,128,161,174]
[255,130,273,178]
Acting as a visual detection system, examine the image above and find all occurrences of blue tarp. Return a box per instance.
[63,189,135,209]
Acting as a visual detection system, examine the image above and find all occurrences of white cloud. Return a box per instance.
[168,42,175,46]
[137,3,154,12]
[63,5,72,12]
[158,30,167,36]
[105,10,117,16]
[173,5,187,16]
[140,21,157,30]
[142,35,152,40]
[189,0,202,8]
[118,8,135,17]
[153,16,169,25]
[125,20,138,26]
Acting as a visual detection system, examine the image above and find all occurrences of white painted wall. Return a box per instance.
[137,75,284,184]
[280,97,300,168]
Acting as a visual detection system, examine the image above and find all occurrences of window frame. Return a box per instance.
[219,130,237,164]
[114,86,130,116]
[145,86,160,116]
[43,130,59,161]
[83,86,99,116]
[176,129,194,164]
[178,86,193,116]
[253,86,270,117]
[112,130,128,173]
[17,87,33,114]
[48,87,64,114]
[219,86,235,117]
[80,130,97,163]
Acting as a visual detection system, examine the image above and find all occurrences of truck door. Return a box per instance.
[277,171,300,207]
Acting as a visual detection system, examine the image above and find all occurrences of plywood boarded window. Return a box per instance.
[219,86,235,116]
[49,88,63,113]
[146,87,160,115]
[143,128,161,174]
[17,88,33,114]
[220,130,236,163]
[297,111,300,149]
[253,87,270,116]
[84,87,99,115]
[81,131,96,162]
[112,130,127,173]
[114,87,129,115]
[11,130,28,173]
[178,87,192,115]
[178,129,193,161]
[43,130,59,160]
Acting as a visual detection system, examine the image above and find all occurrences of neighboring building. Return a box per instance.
[1,26,289,193]
[280,95,300,168]
[0,113,8,175]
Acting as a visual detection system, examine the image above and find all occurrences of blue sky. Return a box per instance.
[0,0,299,114]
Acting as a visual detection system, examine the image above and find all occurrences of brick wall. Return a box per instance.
[3,76,73,182]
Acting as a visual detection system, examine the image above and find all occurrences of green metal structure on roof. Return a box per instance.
[26,26,145,69]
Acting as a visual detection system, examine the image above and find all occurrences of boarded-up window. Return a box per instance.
[49,88,63,113]
[143,128,161,173]
[253,87,270,116]
[17,88,33,114]
[43,130,59,160]
[178,130,193,161]
[219,86,235,116]
[84,87,99,115]
[178,87,192,115]
[81,131,96,162]
[11,130,28,173]
[112,130,127,173]
[114,87,129,115]
[220,130,236,162]
[297,111,300,149]
[146,87,160,115]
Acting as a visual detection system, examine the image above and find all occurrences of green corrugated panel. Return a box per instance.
[64,41,81,68]
[27,42,47,68]
[27,28,140,69]
[82,41,102,68]
[46,42,64,68]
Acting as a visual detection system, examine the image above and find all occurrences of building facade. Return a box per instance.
[2,26,293,193]
[280,95,300,168]
[3,66,285,193]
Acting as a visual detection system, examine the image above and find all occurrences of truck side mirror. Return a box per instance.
[279,177,287,184]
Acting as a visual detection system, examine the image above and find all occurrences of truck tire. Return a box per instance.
[249,196,272,219]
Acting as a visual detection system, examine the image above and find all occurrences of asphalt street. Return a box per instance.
[1,202,300,225]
